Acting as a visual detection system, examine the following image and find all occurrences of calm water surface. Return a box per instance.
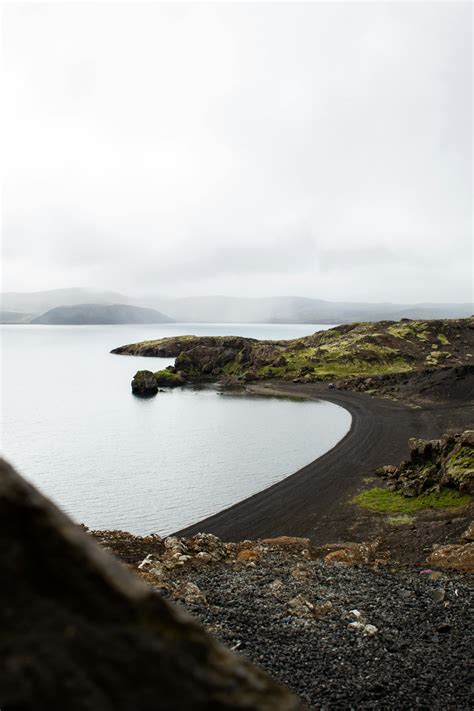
[1,323,351,535]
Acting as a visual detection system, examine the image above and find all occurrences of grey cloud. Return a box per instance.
[1,2,472,303]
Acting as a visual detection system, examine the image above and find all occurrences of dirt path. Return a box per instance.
[175,382,472,543]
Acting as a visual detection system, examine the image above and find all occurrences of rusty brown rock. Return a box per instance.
[462,521,474,541]
[260,536,311,547]
[237,549,262,562]
[426,543,474,573]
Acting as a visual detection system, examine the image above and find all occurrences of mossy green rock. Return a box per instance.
[154,369,186,388]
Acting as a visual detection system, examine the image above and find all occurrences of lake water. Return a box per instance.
[0,323,351,535]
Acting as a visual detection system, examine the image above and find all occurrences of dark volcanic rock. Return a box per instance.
[0,458,301,710]
[112,318,474,392]
[131,369,158,397]
[377,430,474,496]
[96,531,474,711]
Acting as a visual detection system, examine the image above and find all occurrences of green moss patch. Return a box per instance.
[387,514,415,525]
[353,487,470,513]
[153,369,185,387]
[446,446,474,472]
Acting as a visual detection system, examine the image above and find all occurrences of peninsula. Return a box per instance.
[111,317,474,398]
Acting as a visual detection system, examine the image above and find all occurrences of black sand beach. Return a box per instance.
[175,379,474,545]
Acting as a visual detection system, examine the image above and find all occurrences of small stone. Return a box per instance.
[462,521,474,541]
[269,579,284,592]
[363,624,378,636]
[176,582,207,606]
[164,536,182,550]
[349,609,362,619]
[348,621,365,631]
[313,601,334,618]
[429,589,446,603]
[195,552,212,563]
[437,623,451,633]
[138,554,154,570]
[287,595,315,618]
[290,566,310,580]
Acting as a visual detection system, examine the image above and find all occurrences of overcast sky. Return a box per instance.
[2,1,472,303]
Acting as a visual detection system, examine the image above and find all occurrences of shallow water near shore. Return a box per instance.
[1,323,351,535]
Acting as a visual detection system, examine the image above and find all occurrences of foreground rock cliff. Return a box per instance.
[0,459,300,711]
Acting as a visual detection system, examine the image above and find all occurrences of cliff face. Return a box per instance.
[112,317,474,387]
[0,458,300,710]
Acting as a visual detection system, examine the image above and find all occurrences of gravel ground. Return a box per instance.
[160,551,473,710]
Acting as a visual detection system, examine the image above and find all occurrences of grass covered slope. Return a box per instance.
[112,317,474,385]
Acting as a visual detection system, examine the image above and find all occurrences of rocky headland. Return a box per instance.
[111,317,474,400]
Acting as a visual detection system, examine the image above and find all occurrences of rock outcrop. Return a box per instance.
[131,369,158,397]
[427,542,474,573]
[0,458,301,710]
[112,317,474,389]
[377,431,474,496]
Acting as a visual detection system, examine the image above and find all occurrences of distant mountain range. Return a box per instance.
[149,295,473,324]
[30,304,173,325]
[1,288,472,325]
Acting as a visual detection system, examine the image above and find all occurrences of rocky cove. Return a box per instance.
[2,318,473,709]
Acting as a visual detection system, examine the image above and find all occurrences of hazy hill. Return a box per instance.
[0,311,36,324]
[1,288,133,315]
[31,304,173,325]
[2,288,472,324]
[149,296,473,324]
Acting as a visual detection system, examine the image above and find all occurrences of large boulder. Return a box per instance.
[131,369,158,397]
[0,458,301,710]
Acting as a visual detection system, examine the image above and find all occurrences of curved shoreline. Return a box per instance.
[174,381,471,544]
